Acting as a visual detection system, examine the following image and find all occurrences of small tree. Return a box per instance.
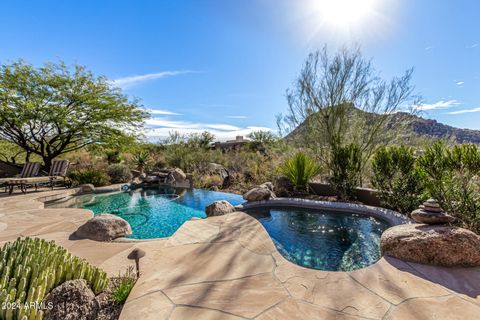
[371,146,425,214]
[278,46,419,194]
[0,60,148,171]
[247,131,278,153]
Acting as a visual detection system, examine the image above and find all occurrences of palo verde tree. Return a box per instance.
[0,60,148,170]
[278,46,419,195]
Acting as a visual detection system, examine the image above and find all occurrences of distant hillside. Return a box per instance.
[286,108,480,146]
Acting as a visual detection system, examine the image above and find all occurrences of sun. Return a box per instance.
[311,0,379,29]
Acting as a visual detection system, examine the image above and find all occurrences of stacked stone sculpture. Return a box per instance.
[410,199,454,225]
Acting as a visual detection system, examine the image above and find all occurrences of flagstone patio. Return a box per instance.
[1,189,479,319]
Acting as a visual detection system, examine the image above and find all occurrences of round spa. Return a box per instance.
[241,199,409,272]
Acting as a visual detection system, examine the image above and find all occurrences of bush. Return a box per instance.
[107,164,132,184]
[0,237,109,318]
[329,144,362,200]
[278,152,321,191]
[371,146,425,214]
[68,168,111,187]
[112,267,136,305]
[418,142,480,232]
[196,174,224,190]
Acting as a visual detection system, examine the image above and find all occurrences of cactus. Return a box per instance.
[0,237,109,320]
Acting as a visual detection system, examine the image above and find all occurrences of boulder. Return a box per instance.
[78,184,95,193]
[130,169,141,177]
[243,187,276,202]
[44,279,97,320]
[259,182,274,191]
[411,209,454,224]
[381,224,480,267]
[143,175,159,183]
[208,163,231,188]
[205,200,236,217]
[131,177,142,185]
[75,214,132,241]
[170,168,186,182]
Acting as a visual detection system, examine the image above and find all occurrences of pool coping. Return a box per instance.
[237,198,411,226]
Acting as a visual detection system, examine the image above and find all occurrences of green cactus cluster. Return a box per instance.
[0,237,109,320]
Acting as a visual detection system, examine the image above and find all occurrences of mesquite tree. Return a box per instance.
[0,60,148,170]
[278,46,419,190]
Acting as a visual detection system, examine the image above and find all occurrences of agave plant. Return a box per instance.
[132,150,151,174]
[278,152,321,191]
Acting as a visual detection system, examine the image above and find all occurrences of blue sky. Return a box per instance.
[1,0,479,140]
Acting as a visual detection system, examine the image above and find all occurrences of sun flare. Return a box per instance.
[296,0,389,43]
[311,0,379,29]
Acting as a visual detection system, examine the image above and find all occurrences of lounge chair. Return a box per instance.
[6,160,70,194]
[0,162,41,193]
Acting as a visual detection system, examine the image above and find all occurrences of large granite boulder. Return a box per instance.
[44,279,97,320]
[259,182,274,191]
[205,200,236,217]
[208,163,231,188]
[381,224,480,267]
[170,168,186,182]
[75,214,132,241]
[243,186,276,202]
[78,184,95,193]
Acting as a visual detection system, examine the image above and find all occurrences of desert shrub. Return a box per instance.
[68,168,110,187]
[371,146,425,214]
[196,174,224,190]
[247,130,278,153]
[418,142,480,232]
[278,152,321,191]
[107,164,132,183]
[105,149,121,164]
[329,143,362,200]
[112,267,136,305]
[0,237,109,318]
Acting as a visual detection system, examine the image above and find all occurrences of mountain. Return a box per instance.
[387,112,480,145]
[286,108,480,146]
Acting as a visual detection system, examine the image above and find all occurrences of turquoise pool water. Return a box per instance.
[245,207,390,271]
[66,188,244,239]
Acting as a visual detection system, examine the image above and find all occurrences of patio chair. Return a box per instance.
[0,162,41,193]
[6,160,71,194]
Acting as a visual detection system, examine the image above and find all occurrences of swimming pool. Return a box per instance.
[245,206,391,271]
[57,188,244,239]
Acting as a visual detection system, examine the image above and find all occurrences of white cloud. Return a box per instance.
[111,70,193,88]
[447,107,480,115]
[456,81,465,86]
[143,117,271,140]
[424,46,434,51]
[467,43,479,49]
[417,99,461,111]
[225,115,247,119]
[148,109,182,116]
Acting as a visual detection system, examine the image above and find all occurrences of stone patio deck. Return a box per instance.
[1,189,480,319]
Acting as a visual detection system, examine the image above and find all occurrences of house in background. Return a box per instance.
[211,136,248,151]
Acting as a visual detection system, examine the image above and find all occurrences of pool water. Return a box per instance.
[66,188,244,239]
[245,207,390,271]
